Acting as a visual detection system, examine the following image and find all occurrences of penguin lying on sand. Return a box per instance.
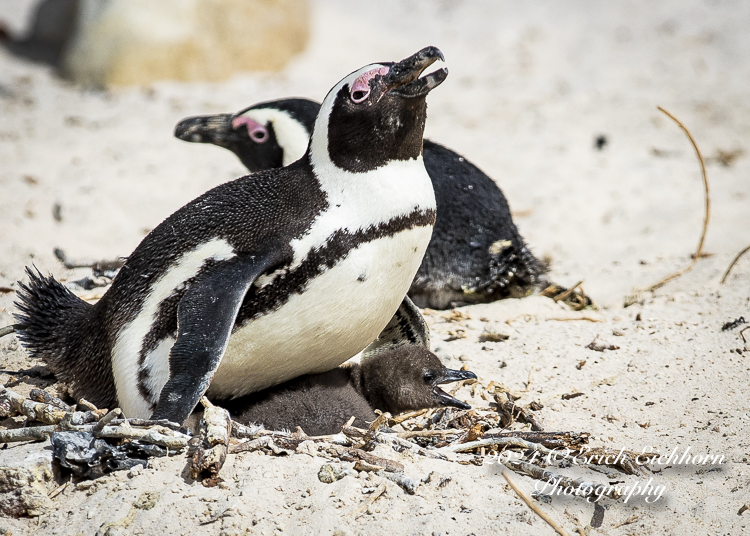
[15,47,448,425]
[189,305,477,435]
[175,98,544,309]
[223,347,476,435]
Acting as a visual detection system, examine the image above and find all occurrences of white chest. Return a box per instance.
[208,224,433,398]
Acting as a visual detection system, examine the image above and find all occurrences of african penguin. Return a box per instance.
[176,98,545,310]
[15,47,448,425]
[192,346,477,436]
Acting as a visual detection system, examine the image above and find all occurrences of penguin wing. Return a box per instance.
[150,249,286,424]
[363,295,430,358]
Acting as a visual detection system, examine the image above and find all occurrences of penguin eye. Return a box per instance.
[350,66,387,104]
[423,372,435,384]
[249,125,269,143]
[351,88,370,103]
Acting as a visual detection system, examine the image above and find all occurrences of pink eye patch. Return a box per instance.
[232,115,269,143]
[350,66,389,103]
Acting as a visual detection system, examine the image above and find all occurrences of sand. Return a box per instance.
[1,0,749,534]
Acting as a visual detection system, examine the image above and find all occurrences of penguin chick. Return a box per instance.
[176,99,546,309]
[207,345,477,436]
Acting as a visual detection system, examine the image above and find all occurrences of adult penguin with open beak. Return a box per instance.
[15,47,447,425]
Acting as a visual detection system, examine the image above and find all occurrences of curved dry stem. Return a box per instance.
[640,107,711,293]
[502,468,574,536]
[721,244,750,284]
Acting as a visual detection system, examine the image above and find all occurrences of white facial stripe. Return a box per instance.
[294,63,436,269]
[112,238,236,418]
[310,63,386,176]
[242,108,311,166]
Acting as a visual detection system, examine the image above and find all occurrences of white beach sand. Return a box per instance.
[1,1,749,534]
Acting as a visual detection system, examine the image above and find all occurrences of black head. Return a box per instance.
[360,345,477,414]
[310,46,448,174]
[173,98,319,172]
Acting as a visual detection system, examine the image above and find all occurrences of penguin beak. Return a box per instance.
[432,368,477,410]
[174,113,237,147]
[438,368,478,384]
[384,46,448,98]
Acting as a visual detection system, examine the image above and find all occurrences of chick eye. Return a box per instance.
[351,88,370,103]
[249,125,269,143]
[423,372,435,384]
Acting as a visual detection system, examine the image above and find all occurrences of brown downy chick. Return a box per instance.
[353,345,476,415]
[205,346,476,436]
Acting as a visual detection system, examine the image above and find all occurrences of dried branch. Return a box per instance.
[577,447,645,476]
[502,468,574,536]
[494,392,544,431]
[483,431,589,450]
[190,397,231,486]
[438,436,557,456]
[229,435,275,455]
[0,424,57,443]
[342,425,446,460]
[389,409,428,425]
[323,444,404,474]
[552,280,583,303]
[92,408,122,434]
[640,107,711,293]
[0,325,15,338]
[0,422,188,447]
[397,429,461,439]
[505,459,621,500]
[0,386,69,424]
[29,388,71,411]
[721,244,750,284]
[1,386,106,425]
[351,482,387,518]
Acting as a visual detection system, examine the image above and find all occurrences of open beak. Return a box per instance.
[174,113,235,146]
[384,46,448,98]
[432,368,477,410]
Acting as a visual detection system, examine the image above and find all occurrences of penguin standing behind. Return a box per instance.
[176,98,545,310]
[15,47,448,425]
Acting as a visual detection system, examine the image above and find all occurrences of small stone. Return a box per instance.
[127,464,144,478]
[317,463,349,484]
[531,491,552,504]
[134,491,159,510]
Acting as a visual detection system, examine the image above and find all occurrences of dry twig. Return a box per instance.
[502,468,574,536]
[438,436,557,456]
[640,106,711,293]
[0,325,15,338]
[352,482,387,518]
[190,397,231,486]
[494,392,544,431]
[721,244,750,284]
[505,459,621,500]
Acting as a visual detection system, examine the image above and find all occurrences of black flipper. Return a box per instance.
[363,295,430,359]
[151,250,285,424]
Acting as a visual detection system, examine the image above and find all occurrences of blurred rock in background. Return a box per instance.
[2,0,309,86]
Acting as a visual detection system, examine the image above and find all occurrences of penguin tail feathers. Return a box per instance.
[487,240,547,294]
[13,266,92,368]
